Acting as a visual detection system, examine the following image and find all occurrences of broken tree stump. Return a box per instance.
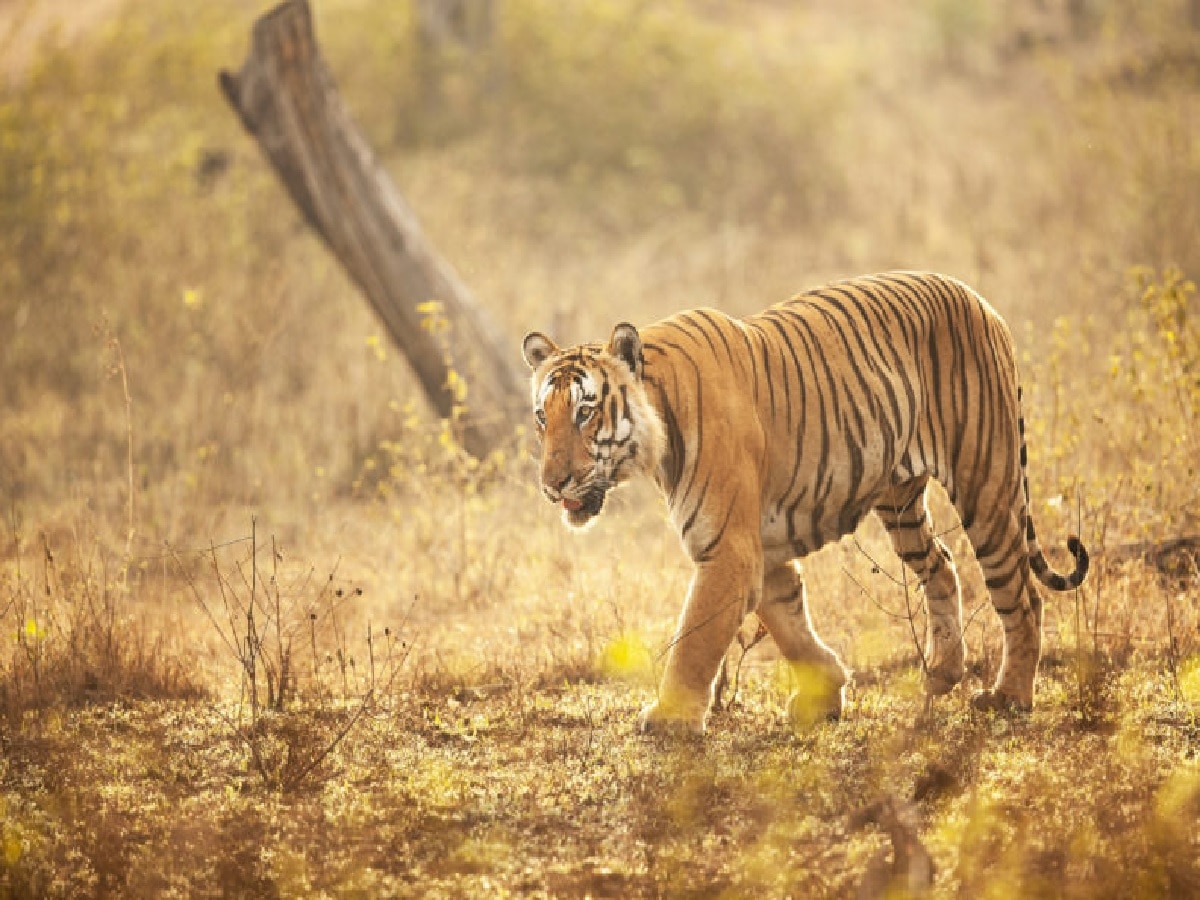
[219,0,525,460]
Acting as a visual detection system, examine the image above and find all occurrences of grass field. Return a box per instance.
[2,0,1200,896]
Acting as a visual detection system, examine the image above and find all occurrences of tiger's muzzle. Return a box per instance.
[549,476,611,528]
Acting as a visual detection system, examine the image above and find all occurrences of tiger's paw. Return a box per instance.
[787,691,844,728]
[785,678,846,728]
[924,630,966,697]
[971,689,1032,714]
[637,700,707,737]
[925,656,966,697]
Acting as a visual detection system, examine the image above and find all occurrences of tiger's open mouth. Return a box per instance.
[563,486,607,527]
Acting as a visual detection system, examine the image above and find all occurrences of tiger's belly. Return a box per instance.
[760,439,914,559]
[759,491,877,560]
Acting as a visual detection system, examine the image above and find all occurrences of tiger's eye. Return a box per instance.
[535,407,547,427]
[576,405,594,428]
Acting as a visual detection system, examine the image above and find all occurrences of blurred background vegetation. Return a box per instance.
[1,0,1197,533]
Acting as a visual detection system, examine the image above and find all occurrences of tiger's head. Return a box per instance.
[521,323,665,528]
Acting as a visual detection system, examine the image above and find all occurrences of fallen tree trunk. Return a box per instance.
[1099,535,1200,578]
[219,0,524,460]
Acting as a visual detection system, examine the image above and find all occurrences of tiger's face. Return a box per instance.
[522,323,665,528]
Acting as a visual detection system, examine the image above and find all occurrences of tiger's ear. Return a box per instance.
[607,322,643,379]
[522,332,558,369]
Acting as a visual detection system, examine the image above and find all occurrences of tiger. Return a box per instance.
[521,271,1088,734]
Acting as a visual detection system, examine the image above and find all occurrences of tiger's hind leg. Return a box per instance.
[963,504,1042,711]
[756,558,849,725]
[876,477,967,697]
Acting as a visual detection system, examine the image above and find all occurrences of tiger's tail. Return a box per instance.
[1018,388,1089,591]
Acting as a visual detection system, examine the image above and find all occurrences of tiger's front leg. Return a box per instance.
[638,533,762,735]
[756,559,849,725]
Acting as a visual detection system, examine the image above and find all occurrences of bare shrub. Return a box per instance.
[0,523,204,722]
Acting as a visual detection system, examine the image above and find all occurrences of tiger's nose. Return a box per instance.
[543,473,572,500]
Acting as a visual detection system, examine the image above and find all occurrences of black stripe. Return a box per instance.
[762,314,805,432]
[678,311,720,360]
[693,309,736,365]
[728,323,760,404]
[680,475,712,540]
[644,374,684,496]
[754,323,777,417]
[780,319,832,548]
[696,493,738,563]
[985,565,1020,591]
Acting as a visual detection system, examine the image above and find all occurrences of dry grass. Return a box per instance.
[1,0,1199,896]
